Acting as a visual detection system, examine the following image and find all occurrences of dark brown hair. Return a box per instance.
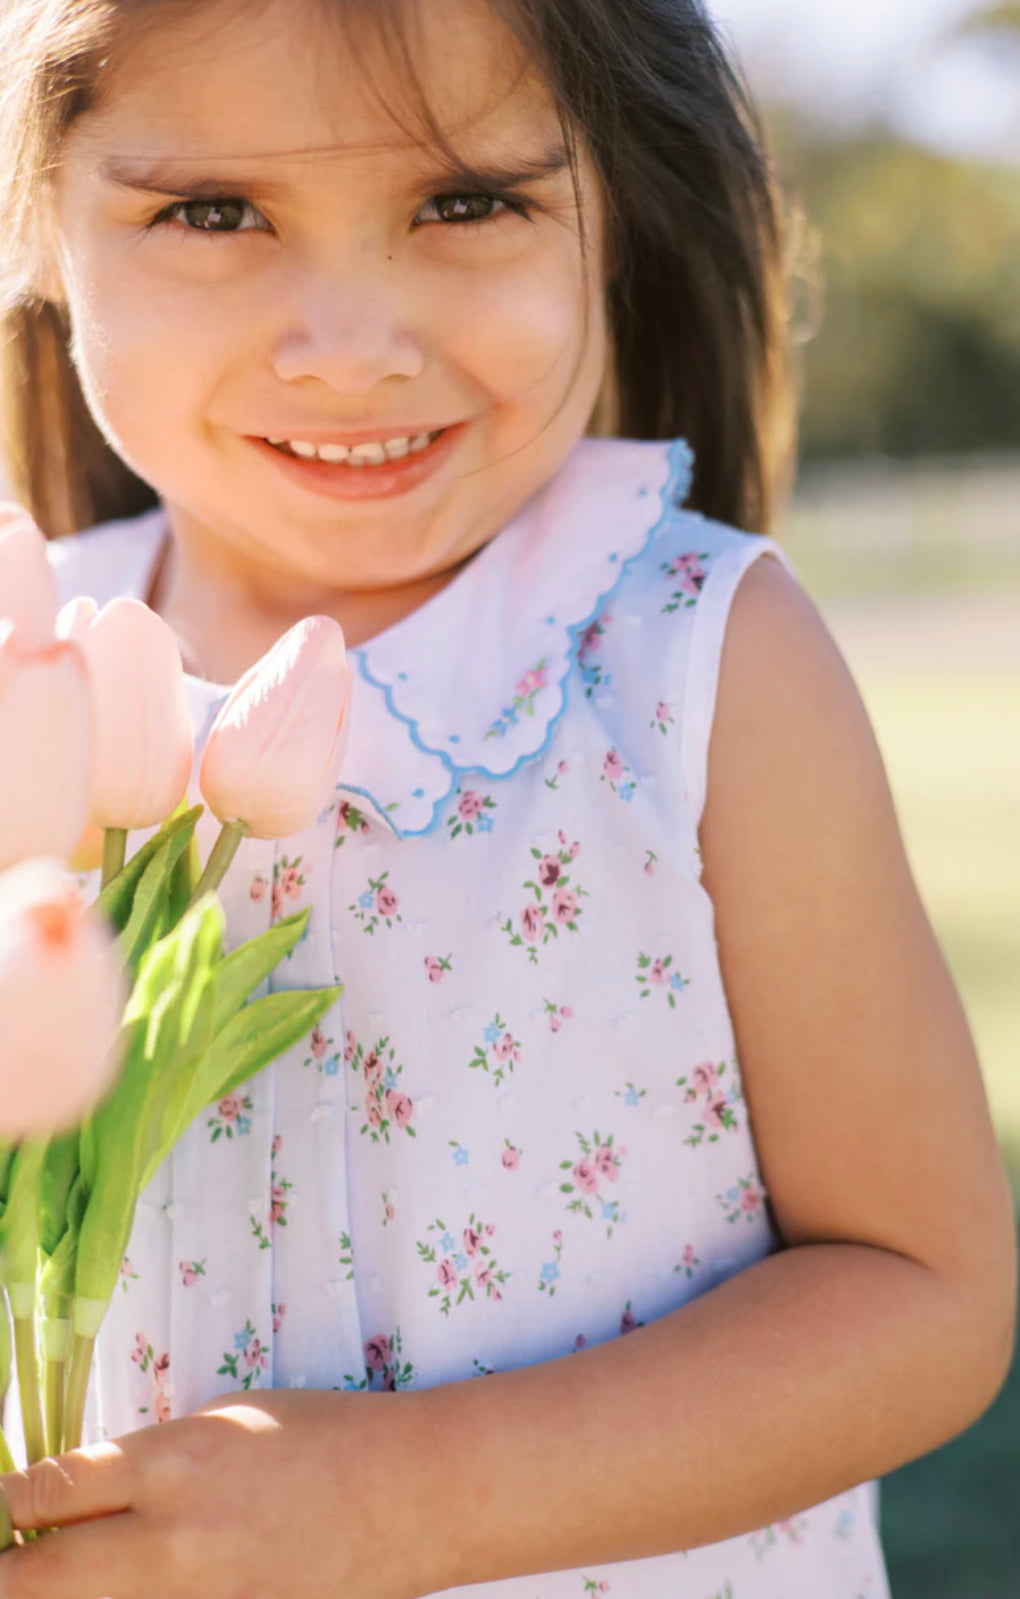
[0,0,803,538]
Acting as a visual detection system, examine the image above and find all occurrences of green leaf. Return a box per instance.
[96,806,204,936]
[140,984,340,1191]
[116,821,201,979]
[207,911,311,1037]
[0,1138,48,1293]
[38,1130,79,1259]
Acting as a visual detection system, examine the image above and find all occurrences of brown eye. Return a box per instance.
[416,193,516,226]
[153,197,270,234]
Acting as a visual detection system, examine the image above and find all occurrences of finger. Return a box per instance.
[0,1442,133,1533]
[0,1507,147,1599]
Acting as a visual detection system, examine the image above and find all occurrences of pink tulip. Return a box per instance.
[0,622,93,872]
[199,617,351,838]
[0,858,125,1136]
[0,506,58,648]
[56,596,193,830]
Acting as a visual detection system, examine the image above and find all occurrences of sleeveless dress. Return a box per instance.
[48,435,892,1599]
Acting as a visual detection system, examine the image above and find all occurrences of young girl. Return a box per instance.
[0,1,1014,1596]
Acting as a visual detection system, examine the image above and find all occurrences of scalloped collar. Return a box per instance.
[53,435,693,838]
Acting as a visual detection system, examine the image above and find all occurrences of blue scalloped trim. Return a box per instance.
[346,436,695,839]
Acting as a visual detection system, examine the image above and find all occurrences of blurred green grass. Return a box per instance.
[779,473,1020,1598]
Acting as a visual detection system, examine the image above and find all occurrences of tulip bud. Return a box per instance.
[0,859,126,1137]
[0,622,93,872]
[56,596,193,831]
[0,505,58,649]
[199,617,351,839]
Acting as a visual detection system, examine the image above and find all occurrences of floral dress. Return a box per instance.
[48,436,891,1599]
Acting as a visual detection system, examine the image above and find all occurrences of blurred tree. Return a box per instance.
[764,107,1020,459]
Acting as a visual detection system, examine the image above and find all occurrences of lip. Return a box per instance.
[247,422,466,501]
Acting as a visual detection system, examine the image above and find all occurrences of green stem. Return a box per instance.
[0,1423,17,1476]
[12,1318,45,1466]
[101,828,127,889]
[186,819,248,911]
[62,1333,95,1455]
[44,1359,65,1460]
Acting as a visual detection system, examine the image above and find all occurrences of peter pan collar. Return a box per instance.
[54,435,693,840]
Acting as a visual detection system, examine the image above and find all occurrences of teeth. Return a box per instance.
[347,441,388,466]
[265,429,444,464]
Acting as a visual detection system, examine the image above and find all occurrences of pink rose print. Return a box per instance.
[343,1030,356,1063]
[501,836,587,963]
[347,1032,416,1144]
[551,887,578,925]
[677,1059,742,1147]
[207,1091,254,1143]
[350,870,402,933]
[385,1090,414,1130]
[660,549,709,613]
[544,998,574,1032]
[273,1302,287,1333]
[572,1158,599,1196]
[309,1028,329,1062]
[573,1334,588,1351]
[620,1301,645,1336]
[424,954,452,983]
[676,1243,701,1281]
[484,655,550,739]
[603,750,625,783]
[177,1259,207,1288]
[447,786,497,838]
[538,855,561,887]
[577,614,611,700]
[419,1215,510,1314]
[716,1174,767,1226]
[343,1326,415,1392]
[219,1093,242,1121]
[333,798,372,848]
[365,1335,392,1372]
[270,1184,288,1223]
[271,854,307,924]
[119,1255,139,1294]
[636,951,689,1008]
[459,790,484,821]
[250,873,268,903]
[376,884,399,917]
[132,1334,171,1422]
[560,1133,626,1236]
[217,1319,270,1391]
[644,850,657,877]
[501,1143,521,1171]
[492,1031,515,1062]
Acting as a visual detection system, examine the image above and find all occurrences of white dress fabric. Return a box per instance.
[49,435,892,1599]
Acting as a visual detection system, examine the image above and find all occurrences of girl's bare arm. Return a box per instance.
[401,556,1017,1592]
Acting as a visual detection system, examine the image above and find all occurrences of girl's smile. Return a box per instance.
[41,0,609,669]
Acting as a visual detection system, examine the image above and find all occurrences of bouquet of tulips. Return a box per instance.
[0,506,351,1550]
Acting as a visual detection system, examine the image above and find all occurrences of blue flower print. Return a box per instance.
[233,1330,249,1353]
[384,1068,398,1090]
[476,812,495,833]
[540,1261,560,1285]
[452,1146,470,1167]
[453,1253,468,1271]
[324,1057,340,1077]
[601,1201,620,1223]
[440,1232,456,1252]
[236,1115,252,1136]
[624,1086,642,1108]
[483,1022,502,1044]
[619,782,636,802]
[358,889,374,910]
[670,972,687,992]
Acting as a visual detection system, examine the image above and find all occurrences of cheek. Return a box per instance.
[438,248,597,400]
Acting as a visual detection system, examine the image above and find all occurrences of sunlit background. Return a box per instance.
[709,3,1020,1594]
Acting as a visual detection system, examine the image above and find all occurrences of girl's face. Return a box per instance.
[43,0,609,622]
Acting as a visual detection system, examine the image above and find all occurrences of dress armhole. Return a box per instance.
[680,534,801,840]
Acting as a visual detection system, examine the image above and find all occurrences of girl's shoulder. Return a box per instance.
[46,504,167,609]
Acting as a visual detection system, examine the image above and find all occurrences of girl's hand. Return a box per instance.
[0,1388,445,1599]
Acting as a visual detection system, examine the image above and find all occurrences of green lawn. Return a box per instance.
[785,519,1020,1598]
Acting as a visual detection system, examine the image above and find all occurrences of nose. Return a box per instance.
[270,278,426,392]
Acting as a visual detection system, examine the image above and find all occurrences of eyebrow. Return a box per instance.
[97,145,572,199]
